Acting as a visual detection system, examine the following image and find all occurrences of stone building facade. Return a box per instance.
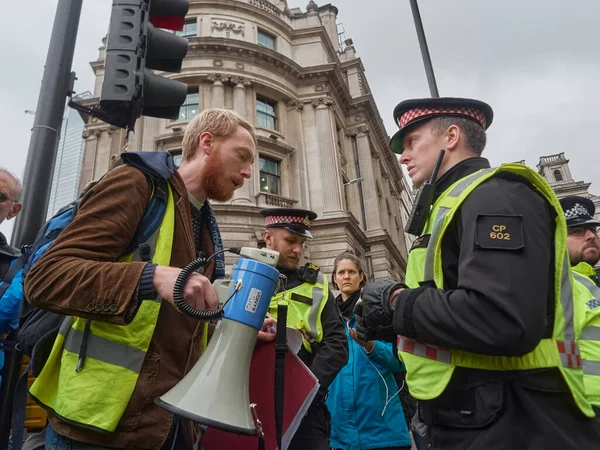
[537,152,600,221]
[76,0,413,280]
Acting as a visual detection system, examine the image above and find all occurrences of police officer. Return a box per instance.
[354,97,600,449]
[560,196,600,412]
[260,208,348,450]
[560,196,600,283]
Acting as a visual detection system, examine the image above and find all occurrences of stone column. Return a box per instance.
[287,99,308,208]
[232,77,246,117]
[301,100,323,215]
[313,97,344,218]
[245,82,255,121]
[209,75,225,108]
[355,126,383,232]
[230,76,253,204]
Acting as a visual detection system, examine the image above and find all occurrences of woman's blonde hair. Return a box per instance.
[181,108,256,161]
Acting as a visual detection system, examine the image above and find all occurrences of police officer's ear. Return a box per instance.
[264,229,274,248]
[445,124,461,151]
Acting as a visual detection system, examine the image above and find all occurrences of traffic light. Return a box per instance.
[100,0,190,130]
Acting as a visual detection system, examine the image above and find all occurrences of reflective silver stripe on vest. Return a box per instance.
[306,273,325,340]
[561,255,575,341]
[423,207,450,282]
[573,272,600,306]
[63,327,146,373]
[583,360,600,376]
[573,272,600,344]
[423,169,492,282]
[580,326,600,341]
[574,272,600,374]
[59,316,74,336]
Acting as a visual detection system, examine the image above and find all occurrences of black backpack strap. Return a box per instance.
[0,251,28,298]
[274,302,288,450]
[10,360,32,450]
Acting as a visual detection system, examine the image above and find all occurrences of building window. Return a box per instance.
[553,169,564,182]
[176,20,197,38]
[260,156,281,195]
[178,90,199,121]
[257,30,275,50]
[169,151,183,167]
[257,97,277,130]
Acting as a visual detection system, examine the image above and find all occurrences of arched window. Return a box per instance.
[553,169,563,182]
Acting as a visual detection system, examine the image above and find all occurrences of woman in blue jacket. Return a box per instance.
[327,252,412,450]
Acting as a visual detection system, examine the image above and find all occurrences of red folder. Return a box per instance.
[201,340,319,450]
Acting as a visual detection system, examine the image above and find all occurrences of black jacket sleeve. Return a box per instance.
[310,289,348,393]
[392,175,554,356]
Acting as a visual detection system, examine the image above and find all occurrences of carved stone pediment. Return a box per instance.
[211,20,245,38]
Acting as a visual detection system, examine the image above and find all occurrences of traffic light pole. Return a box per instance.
[11,0,83,248]
[409,0,439,98]
[1,2,82,448]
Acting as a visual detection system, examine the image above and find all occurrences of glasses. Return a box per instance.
[0,191,18,204]
[568,226,600,238]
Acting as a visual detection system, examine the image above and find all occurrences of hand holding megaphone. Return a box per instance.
[152,265,219,313]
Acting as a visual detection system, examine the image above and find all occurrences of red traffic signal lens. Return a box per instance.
[150,16,185,31]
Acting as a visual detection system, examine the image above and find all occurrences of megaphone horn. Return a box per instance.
[156,257,280,435]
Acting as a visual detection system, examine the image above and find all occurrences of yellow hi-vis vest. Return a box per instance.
[269,272,328,353]
[400,164,593,417]
[29,184,176,432]
[572,262,600,407]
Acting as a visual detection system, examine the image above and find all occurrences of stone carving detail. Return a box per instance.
[311,96,334,108]
[248,0,281,16]
[357,124,370,134]
[287,99,304,111]
[213,59,223,67]
[208,73,230,84]
[211,20,245,38]
[82,129,101,139]
[315,83,325,92]
[236,62,245,70]
[345,124,370,137]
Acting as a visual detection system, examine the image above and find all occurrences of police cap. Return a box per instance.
[390,97,494,154]
[260,208,318,238]
[559,196,600,229]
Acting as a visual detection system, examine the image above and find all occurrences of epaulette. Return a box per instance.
[297,262,320,283]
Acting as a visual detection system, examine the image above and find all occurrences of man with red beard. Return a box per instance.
[24,109,256,450]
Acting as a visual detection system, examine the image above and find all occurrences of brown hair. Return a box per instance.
[428,116,487,155]
[181,108,256,161]
[331,251,367,290]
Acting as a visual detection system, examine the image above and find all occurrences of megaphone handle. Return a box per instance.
[274,302,288,450]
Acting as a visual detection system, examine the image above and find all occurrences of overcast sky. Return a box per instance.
[1,0,599,239]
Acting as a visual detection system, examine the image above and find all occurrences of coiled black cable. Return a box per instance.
[173,251,229,321]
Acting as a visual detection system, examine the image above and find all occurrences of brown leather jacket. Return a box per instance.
[24,163,216,449]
